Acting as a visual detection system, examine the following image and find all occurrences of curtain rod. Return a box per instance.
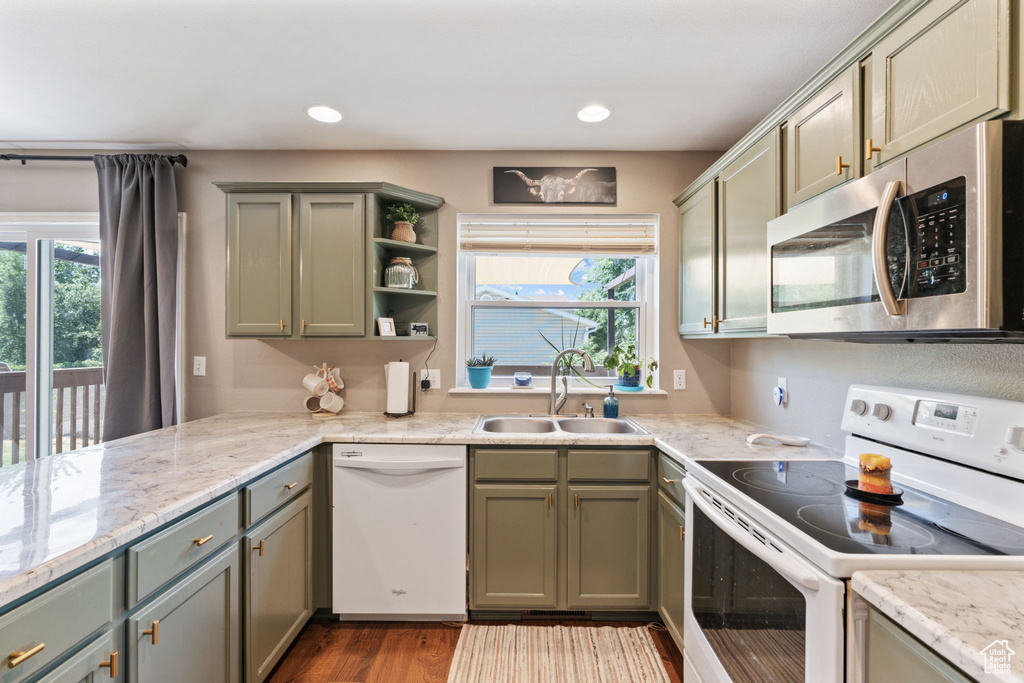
[0,153,188,167]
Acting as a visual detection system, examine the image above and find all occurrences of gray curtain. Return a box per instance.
[94,154,178,441]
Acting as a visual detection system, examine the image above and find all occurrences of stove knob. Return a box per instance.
[850,399,868,416]
[872,403,892,421]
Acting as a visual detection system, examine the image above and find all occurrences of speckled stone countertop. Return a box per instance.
[853,570,1024,681]
[0,410,837,609]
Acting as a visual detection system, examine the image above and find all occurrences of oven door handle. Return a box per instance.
[685,479,821,592]
[871,179,906,316]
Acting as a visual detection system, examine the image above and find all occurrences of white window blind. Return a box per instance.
[459,214,658,255]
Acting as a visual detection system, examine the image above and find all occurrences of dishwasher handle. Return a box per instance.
[333,457,464,471]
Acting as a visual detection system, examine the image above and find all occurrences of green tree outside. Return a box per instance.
[575,258,637,365]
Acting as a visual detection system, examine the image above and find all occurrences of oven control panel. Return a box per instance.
[905,177,967,298]
[842,385,1024,481]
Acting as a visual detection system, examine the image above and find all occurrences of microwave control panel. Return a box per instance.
[906,176,967,298]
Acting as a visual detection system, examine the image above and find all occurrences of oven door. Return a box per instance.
[767,159,909,337]
[683,478,845,683]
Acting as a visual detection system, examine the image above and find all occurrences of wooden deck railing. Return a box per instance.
[0,367,105,463]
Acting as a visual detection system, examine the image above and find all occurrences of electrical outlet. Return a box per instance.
[193,356,206,376]
[777,377,788,406]
[425,369,440,389]
[673,370,686,390]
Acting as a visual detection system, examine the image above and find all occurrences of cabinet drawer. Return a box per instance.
[0,560,114,683]
[38,627,121,683]
[474,449,557,481]
[567,449,649,481]
[127,495,239,607]
[658,455,687,506]
[244,453,313,526]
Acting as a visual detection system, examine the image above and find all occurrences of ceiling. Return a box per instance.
[1,0,897,151]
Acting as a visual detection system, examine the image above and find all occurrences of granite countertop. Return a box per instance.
[853,570,1024,681]
[0,410,837,609]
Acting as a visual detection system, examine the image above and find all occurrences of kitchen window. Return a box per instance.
[457,214,658,389]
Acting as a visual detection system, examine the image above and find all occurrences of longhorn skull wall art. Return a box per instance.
[493,166,617,204]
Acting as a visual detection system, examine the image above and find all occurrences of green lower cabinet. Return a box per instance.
[567,486,650,609]
[38,627,122,683]
[656,491,685,651]
[243,492,313,683]
[471,485,558,609]
[128,545,240,683]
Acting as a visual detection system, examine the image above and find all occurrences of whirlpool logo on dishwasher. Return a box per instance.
[391,588,407,596]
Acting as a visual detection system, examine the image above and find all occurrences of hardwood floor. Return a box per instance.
[268,618,685,682]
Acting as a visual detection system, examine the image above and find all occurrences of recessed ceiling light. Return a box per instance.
[577,104,612,123]
[307,105,343,123]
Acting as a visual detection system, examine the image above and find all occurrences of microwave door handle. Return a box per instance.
[683,479,820,592]
[871,180,906,316]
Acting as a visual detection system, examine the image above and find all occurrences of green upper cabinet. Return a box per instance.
[716,129,780,335]
[297,194,365,337]
[677,181,717,335]
[785,64,860,208]
[869,0,1010,165]
[226,194,292,337]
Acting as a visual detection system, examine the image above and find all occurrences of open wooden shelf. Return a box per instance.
[373,287,437,297]
[373,238,438,254]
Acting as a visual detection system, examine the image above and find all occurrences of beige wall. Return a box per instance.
[1,149,731,420]
[730,338,1024,449]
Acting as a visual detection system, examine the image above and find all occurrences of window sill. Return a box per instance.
[448,387,668,396]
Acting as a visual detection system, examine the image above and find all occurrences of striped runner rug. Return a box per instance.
[446,624,669,683]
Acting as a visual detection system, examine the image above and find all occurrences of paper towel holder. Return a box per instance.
[384,370,417,418]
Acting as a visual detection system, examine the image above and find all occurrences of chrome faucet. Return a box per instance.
[548,348,594,415]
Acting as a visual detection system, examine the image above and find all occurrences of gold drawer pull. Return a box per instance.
[284,482,298,490]
[193,534,214,547]
[836,155,851,175]
[253,539,265,557]
[143,620,159,645]
[662,477,677,484]
[100,651,118,678]
[574,494,579,508]
[548,493,552,506]
[7,643,44,668]
[279,319,285,330]
[301,319,307,331]
[865,138,882,160]
[679,525,685,542]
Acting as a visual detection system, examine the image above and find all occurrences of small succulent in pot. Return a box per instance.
[603,344,658,388]
[465,355,496,389]
[465,355,496,367]
[386,203,420,243]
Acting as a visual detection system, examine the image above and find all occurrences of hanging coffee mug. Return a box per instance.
[302,373,330,396]
[384,257,419,290]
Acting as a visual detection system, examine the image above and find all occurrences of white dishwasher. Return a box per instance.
[332,443,467,620]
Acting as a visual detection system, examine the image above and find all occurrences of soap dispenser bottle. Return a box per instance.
[603,385,619,418]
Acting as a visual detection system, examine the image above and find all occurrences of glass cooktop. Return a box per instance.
[698,460,1024,556]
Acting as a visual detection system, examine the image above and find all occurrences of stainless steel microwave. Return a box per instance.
[767,120,1024,342]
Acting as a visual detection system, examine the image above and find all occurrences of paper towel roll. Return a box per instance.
[386,361,410,414]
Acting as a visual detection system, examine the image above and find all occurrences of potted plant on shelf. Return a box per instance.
[603,344,658,389]
[385,202,420,244]
[466,355,496,389]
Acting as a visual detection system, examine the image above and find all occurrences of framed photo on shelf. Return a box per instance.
[377,317,397,337]
[410,322,429,337]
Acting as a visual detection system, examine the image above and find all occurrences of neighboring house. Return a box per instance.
[472,285,598,366]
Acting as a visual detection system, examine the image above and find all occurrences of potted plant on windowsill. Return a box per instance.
[603,344,658,389]
[385,202,420,244]
[466,355,496,389]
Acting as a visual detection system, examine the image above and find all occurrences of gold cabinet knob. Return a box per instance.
[253,539,265,557]
[143,620,159,645]
[836,155,851,175]
[193,534,214,547]
[865,138,882,160]
[100,651,119,678]
[7,643,44,668]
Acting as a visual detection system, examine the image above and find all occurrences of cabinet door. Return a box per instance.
[785,64,859,207]
[128,546,239,683]
[870,0,1009,165]
[226,193,292,337]
[866,607,971,683]
[677,182,717,336]
[38,628,121,683]
[471,485,557,609]
[567,485,649,609]
[716,130,779,334]
[244,491,312,683]
[297,194,365,336]
[657,491,685,652]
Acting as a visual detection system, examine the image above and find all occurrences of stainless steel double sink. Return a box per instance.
[473,415,648,435]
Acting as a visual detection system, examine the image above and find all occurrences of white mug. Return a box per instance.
[304,396,322,413]
[319,392,344,413]
[302,373,330,397]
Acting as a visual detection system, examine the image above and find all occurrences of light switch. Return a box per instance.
[193,356,206,376]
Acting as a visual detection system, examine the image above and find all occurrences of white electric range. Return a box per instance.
[682,385,1024,683]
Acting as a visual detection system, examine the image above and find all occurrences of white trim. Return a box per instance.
[448,387,669,396]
